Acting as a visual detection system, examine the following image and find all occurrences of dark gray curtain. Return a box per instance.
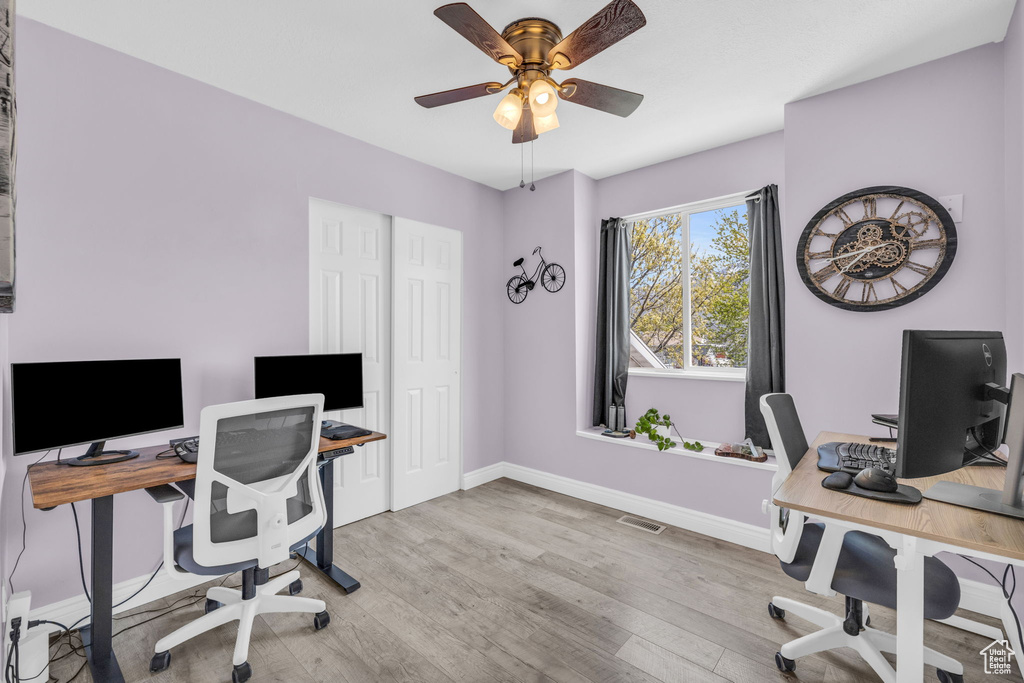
[593,218,631,427]
[745,185,785,447]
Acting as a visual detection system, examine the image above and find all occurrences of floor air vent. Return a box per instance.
[616,515,667,535]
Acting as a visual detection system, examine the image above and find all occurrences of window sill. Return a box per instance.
[575,428,777,471]
[629,368,746,383]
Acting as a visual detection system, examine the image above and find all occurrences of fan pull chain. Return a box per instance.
[530,141,536,191]
[519,141,525,189]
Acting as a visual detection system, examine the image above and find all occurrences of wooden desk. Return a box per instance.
[27,430,386,683]
[774,431,1024,682]
[775,431,1024,562]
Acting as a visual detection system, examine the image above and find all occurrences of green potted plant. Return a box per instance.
[634,408,677,451]
[633,408,704,452]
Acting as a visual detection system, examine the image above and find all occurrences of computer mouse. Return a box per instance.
[822,471,853,490]
[853,467,899,493]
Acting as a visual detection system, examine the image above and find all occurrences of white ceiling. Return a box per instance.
[19,0,1018,190]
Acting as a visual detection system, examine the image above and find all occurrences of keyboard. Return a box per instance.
[321,423,373,440]
[817,441,896,474]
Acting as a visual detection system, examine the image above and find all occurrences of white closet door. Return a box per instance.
[391,218,462,511]
[309,198,391,526]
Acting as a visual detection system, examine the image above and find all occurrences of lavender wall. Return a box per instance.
[596,132,785,440]
[501,134,785,527]
[784,44,1007,437]
[2,19,505,608]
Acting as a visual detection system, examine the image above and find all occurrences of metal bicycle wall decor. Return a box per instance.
[506,246,565,304]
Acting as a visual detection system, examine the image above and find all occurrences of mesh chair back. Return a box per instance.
[193,395,326,569]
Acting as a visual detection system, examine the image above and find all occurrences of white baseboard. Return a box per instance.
[30,569,209,633]
[461,461,506,490]
[958,577,1005,618]
[462,461,771,553]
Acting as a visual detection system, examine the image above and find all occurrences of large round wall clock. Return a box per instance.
[796,186,957,312]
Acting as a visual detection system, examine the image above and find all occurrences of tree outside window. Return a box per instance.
[629,196,750,375]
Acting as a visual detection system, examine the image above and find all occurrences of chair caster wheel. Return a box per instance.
[314,610,331,631]
[150,651,171,673]
[775,652,795,672]
[232,661,252,683]
[936,670,963,683]
[288,579,303,595]
[204,598,222,614]
[768,603,786,620]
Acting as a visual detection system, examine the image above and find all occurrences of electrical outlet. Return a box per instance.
[937,194,963,222]
[3,591,49,682]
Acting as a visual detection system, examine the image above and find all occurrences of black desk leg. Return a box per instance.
[80,495,125,683]
[296,460,360,593]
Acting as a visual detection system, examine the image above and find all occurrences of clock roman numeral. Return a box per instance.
[892,278,908,296]
[834,207,856,227]
[812,226,838,238]
[833,278,851,299]
[861,282,877,303]
[862,197,876,219]
[807,250,833,261]
[889,200,905,220]
[812,263,838,284]
[904,260,933,276]
[910,238,944,250]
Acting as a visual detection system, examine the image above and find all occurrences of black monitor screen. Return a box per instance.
[12,358,184,455]
[896,330,1007,478]
[254,354,363,412]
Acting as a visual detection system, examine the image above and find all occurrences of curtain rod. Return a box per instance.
[745,192,762,202]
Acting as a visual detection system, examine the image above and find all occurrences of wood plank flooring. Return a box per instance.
[49,478,1023,682]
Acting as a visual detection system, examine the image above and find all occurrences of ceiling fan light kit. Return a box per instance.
[416,0,647,144]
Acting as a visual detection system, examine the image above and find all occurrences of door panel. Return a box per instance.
[309,199,391,526]
[392,218,462,511]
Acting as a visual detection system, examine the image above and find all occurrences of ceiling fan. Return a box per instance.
[415,0,647,144]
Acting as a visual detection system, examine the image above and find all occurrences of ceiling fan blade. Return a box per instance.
[415,82,503,108]
[559,78,643,117]
[434,3,523,67]
[547,0,646,70]
[512,106,537,144]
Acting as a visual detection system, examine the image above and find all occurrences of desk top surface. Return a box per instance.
[28,431,387,509]
[774,431,1024,561]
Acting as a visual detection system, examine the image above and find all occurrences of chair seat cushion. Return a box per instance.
[780,523,960,620]
[173,525,319,576]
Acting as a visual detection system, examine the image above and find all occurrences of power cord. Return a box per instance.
[7,451,53,596]
[958,554,1023,650]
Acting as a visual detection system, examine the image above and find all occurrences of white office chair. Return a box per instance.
[760,393,964,683]
[145,395,331,683]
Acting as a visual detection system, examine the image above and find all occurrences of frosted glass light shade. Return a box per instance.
[493,92,523,130]
[533,111,559,134]
[528,80,558,117]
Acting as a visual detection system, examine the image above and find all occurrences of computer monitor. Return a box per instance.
[11,358,184,464]
[895,330,1007,478]
[253,353,363,413]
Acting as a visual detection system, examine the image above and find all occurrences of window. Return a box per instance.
[628,192,751,379]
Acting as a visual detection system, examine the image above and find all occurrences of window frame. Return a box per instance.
[626,190,753,382]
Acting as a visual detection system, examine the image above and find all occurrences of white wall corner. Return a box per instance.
[462,461,770,553]
[462,462,507,490]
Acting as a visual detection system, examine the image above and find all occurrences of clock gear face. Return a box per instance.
[796,186,957,311]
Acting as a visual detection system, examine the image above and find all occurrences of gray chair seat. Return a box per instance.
[780,523,960,620]
[173,525,318,576]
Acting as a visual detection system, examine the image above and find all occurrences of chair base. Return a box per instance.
[770,596,963,683]
[153,570,326,670]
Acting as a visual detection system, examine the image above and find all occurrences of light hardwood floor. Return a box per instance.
[49,478,1023,682]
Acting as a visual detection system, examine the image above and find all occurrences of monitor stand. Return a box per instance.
[67,441,140,467]
[924,373,1024,519]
